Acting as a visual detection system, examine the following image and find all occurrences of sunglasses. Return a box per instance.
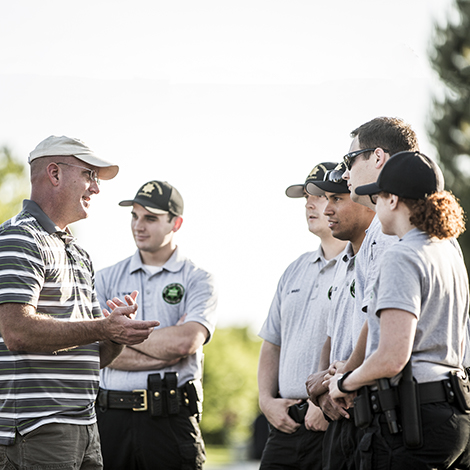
[343,148,390,171]
[56,162,100,185]
[323,168,346,183]
[369,193,379,205]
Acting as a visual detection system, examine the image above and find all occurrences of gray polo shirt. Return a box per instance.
[366,229,469,384]
[353,215,397,346]
[327,242,357,363]
[96,248,217,390]
[259,246,342,399]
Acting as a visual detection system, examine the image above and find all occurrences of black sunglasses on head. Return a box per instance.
[323,168,345,183]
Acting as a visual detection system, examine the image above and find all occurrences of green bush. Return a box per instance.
[201,327,262,445]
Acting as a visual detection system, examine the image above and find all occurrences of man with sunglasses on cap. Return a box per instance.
[0,136,159,468]
[305,163,374,470]
[304,119,417,469]
[258,163,348,470]
[95,180,217,470]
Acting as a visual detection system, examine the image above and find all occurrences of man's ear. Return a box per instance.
[172,216,183,233]
[374,148,389,171]
[389,194,400,211]
[46,162,60,186]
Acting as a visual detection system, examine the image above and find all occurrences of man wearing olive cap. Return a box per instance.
[0,136,158,468]
[258,163,347,470]
[95,180,218,470]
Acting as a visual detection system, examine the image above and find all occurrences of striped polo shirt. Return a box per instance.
[0,200,102,445]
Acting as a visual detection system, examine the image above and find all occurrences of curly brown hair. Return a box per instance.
[401,191,466,240]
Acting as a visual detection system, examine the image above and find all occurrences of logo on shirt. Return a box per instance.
[328,286,333,300]
[162,283,185,304]
[350,279,355,298]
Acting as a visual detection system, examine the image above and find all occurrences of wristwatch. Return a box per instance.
[337,370,355,394]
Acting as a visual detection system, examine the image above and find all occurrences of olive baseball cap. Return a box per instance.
[119,180,184,216]
[285,162,337,198]
[28,135,119,180]
[355,151,444,200]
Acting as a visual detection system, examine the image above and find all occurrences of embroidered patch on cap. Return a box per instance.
[162,283,185,304]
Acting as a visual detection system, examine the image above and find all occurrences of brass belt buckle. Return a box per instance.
[132,389,148,411]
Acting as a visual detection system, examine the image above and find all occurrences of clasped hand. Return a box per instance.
[102,290,160,345]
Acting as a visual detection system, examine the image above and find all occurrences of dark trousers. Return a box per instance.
[357,403,470,470]
[96,406,205,470]
[322,418,363,470]
[259,423,325,470]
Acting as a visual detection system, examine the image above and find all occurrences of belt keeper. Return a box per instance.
[148,374,164,417]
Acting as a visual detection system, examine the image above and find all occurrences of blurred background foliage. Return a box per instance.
[428,0,470,267]
[201,327,262,446]
[0,146,29,224]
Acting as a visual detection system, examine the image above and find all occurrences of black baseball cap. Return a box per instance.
[286,162,337,198]
[119,180,184,216]
[307,162,349,194]
[355,151,444,200]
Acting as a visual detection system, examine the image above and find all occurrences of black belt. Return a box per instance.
[418,379,454,405]
[369,379,454,414]
[96,387,188,412]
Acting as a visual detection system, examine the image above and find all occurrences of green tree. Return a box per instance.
[0,146,29,223]
[428,0,470,264]
[201,327,262,446]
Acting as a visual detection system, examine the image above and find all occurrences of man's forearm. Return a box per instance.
[107,346,180,371]
[258,341,281,404]
[342,322,368,372]
[0,301,158,354]
[0,303,109,352]
[129,322,208,361]
[318,336,332,371]
[99,340,124,368]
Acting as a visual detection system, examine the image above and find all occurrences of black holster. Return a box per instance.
[376,378,399,434]
[449,369,470,413]
[288,401,308,424]
[353,386,373,429]
[398,361,422,449]
[185,379,203,422]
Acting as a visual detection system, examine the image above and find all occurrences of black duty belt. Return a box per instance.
[368,379,454,414]
[96,387,188,412]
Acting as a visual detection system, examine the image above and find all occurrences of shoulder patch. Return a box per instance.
[162,283,185,304]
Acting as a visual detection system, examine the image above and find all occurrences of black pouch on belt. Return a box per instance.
[148,373,164,417]
[449,370,470,413]
[165,372,180,415]
[353,386,373,429]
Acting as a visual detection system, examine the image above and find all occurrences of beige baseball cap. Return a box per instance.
[28,135,119,180]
